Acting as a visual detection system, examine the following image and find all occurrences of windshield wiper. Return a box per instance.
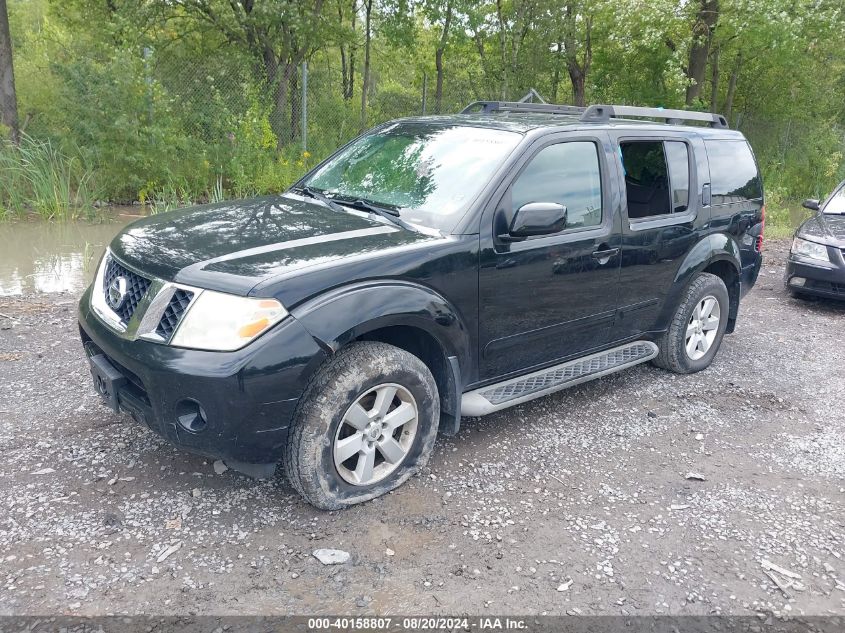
[299,187,419,233]
[333,196,421,232]
[334,196,400,217]
[297,186,345,214]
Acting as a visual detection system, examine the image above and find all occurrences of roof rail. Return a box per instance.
[460,101,586,115]
[580,104,729,129]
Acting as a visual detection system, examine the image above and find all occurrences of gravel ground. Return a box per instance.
[1,238,844,618]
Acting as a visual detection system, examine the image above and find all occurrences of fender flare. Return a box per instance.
[291,280,472,362]
[289,280,473,433]
[658,233,742,330]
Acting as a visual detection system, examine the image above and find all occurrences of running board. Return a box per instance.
[461,341,658,417]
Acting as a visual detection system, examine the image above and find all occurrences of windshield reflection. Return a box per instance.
[304,123,522,231]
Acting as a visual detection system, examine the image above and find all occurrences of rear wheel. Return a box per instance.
[283,342,439,510]
[652,272,729,374]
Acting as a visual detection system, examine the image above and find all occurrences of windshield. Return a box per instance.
[823,185,845,214]
[302,122,522,231]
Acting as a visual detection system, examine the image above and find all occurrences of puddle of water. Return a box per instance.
[0,210,142,296]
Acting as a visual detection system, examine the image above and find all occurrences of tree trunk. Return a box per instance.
[263,49,286,149]
[471,28,492,92]
[360,0,372,130]
[339,0,356,100]
[724,51,741,122]
[685,0,719,106]
[434,48,445,114]
[274,65,293,148]
[268,60,301,150]
[339,1,349,100]
[563,6,591,108]
[568,67,586,107]
[340,44,349,99]
[289,67,300,143]
[434,1,453,115]
[495,0,508,99]
[0,0,18,143]
[551,59,560,103]
[710,46,719,112]
[348,0,356,100]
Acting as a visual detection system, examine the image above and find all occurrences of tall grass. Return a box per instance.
[149,178,198,214]
[0,147,29,220]
[763,187,815,239]
[0,135,98,220]
[149,174,227,214]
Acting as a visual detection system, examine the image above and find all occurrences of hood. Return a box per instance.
[797,212,845,246]
[111,194,436,295]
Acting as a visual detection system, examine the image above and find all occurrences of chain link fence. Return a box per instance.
[40,43,837,205]
[138,46,488,200]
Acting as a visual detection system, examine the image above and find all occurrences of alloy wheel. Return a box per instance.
[685,295,721,361]
[333,383,419,486]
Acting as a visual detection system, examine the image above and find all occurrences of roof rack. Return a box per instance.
[580,104,729,129]
[460,101,586,116]
[459,99,729,129]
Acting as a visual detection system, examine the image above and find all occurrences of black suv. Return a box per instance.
[79,102,764,509]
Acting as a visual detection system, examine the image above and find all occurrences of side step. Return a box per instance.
[461,341,658,417]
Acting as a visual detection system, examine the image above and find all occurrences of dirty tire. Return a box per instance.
[652,272,729,374]
[283,342,440,510]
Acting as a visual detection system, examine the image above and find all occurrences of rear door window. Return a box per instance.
[620,140,691,219]
[665,141,690,213]
[704,140,762,204]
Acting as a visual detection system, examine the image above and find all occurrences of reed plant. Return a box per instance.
[0,135,98,220]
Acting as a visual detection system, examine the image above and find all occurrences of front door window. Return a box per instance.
[511,141,603,231]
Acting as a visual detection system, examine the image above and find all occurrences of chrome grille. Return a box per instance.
[102,257,151,323]
[155,289,194,339]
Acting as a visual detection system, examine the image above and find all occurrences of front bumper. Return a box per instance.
[78,285,328,464]
[784,248,845,300]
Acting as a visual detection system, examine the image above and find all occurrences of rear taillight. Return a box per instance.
[756,205,765,252]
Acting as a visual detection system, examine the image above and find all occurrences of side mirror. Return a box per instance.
[508,202,568,239]
[802,198,820,211]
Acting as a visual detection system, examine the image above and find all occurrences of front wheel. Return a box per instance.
[652,272,730,374]
[283,341,440,510]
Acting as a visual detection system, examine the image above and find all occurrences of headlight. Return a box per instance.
[171,290,288,351]
[791,236,829,262]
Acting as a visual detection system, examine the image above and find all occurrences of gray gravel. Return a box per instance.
[1,238,844,617]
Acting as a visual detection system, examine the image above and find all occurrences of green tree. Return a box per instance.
[150,0,327,148]
[5,0,845,208]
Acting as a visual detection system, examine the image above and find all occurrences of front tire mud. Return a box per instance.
[283,341,439,510]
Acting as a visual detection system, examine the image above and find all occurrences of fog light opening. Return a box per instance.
[175,399,208,433]
[789,276,806,288]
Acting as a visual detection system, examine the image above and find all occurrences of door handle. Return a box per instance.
[592,248,620,262]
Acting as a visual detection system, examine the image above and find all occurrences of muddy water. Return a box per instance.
[0,210,142,295]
